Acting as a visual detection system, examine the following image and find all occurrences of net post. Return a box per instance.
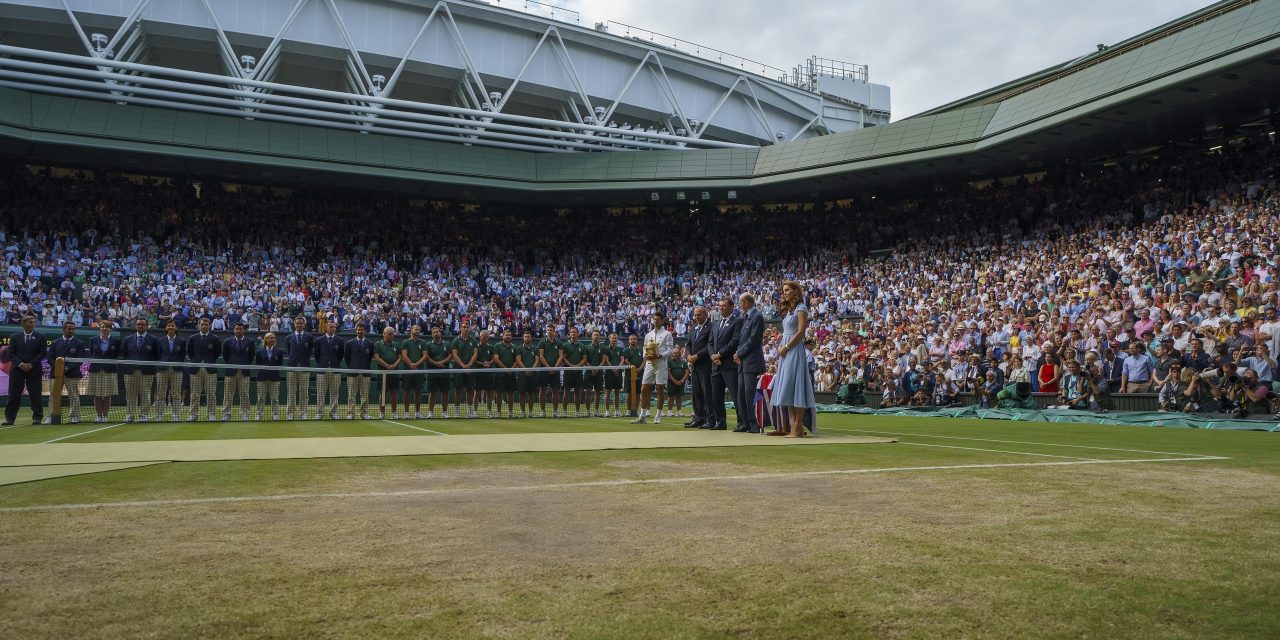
[628,365,637,415]
[379,370,387,417]
[51,357,65,425]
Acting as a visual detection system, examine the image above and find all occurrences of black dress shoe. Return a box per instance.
[683,420,702,427]
[747,427,761,434]
[707,424,726,430]
[683,423,701,429]
[0,421,12,426]
[732,426,750,433]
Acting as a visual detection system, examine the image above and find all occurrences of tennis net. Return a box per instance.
[52,357,641,424]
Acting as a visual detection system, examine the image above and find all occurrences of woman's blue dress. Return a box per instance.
[771,304,816,409]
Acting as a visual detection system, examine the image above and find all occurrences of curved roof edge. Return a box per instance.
[2,0,1278,196]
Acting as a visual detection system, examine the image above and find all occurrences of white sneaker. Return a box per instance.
[631,413,646,424]
[363,414,374,420]
[652,416,662,424]
[346,413,354,420]
[273,412,280,421]
[425,411,433,419]
[70,417,80,424]
[415,412,423,420]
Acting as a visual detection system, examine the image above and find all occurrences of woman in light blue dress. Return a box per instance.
[770,280,815,437]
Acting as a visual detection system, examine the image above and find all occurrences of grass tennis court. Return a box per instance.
[1,414,1277,639]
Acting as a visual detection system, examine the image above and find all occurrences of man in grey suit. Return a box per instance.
[705,297,741,431]
[733,293,765,433]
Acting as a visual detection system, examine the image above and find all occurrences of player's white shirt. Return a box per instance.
[643,327,674,364]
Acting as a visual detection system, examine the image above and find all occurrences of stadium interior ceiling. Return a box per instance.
[1,1,1279,206]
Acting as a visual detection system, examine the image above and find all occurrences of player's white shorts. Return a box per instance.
[641,361,668,385]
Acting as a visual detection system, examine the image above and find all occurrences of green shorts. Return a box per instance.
[666,382,686,396]
[498,373,518,392]
[453,371,474,390]
[424,370,449,393]
[606,371,623,390]
[586,371,604,390]
[402,373,424,392]
[476,372,495,391]
[517,372,537,393]
[539,371,561,390]
[562,369,582,389]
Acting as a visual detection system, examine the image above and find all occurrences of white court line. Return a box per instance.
[42,423,126,444]
[0,456,1229,513]
[382,419,447,436]
[825,427,1214,458]
[893,441,1098,461]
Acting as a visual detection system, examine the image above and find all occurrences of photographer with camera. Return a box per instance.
[1056,359,1089,410]
[1084,361,1114,412]
[1210,360,1247,417]
[1238,369,1276,419]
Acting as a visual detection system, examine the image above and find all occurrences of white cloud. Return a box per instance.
[548,0,1212,119]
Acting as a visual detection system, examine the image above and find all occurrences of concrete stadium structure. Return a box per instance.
[0,0,1278,204]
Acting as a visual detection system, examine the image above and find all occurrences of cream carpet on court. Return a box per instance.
[0,431,895,485]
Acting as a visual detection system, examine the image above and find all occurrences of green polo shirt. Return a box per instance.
[585,342,604,366]
[452,336,477,368]
[668,359,688,382]
[494,342,517,367]
[401,338,428,369]
[622,346,644,367]
[475,341,494,368]
[537,338,563,367]
[602,345,620,366]
[562,340,585,367]
[515,343,539,368]
[374,339,402,370]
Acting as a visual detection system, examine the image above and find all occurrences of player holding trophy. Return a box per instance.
[632,309,674,424]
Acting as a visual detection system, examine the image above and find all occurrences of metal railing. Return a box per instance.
[604,21,791,82]
[487,0,580,24]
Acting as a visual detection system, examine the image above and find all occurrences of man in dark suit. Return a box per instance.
[186,317,222,421]
[313,320,346,419]
[255,332,285,420]
[284,316,314,420]
[49,320,86,423]
[705,298,741,431]
[683,306,712,428]
[4,315,47,425]
[154,320,185,421]
[344,324,375,419]
[88,319,122,423]
[221,322,256,421]
[120,318,160,422]
[734,293,765,433]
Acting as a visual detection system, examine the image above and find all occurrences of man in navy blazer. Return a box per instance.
[344,324,376,419]
[283,316,314,420]
[221,322,256,421]
[705,297,742,431]
[186,317,222,421]
[49,320,86,423]
[154,321,185,421]
[733,293,766,433]
[4,315,46,425]
[120,318,160,422]
[683,306,712,428]
[312,321,345,419]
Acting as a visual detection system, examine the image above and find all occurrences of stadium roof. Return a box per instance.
[2,0,1279,203]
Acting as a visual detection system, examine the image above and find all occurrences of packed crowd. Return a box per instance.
[3,134,1279,416]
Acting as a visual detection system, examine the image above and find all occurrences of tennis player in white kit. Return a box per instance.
[633,310,674,424]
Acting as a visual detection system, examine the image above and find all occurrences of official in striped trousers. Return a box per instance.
[284,317,314,420]
[186,318,222,421]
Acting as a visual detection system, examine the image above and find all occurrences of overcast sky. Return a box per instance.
[548,0,1214,120]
